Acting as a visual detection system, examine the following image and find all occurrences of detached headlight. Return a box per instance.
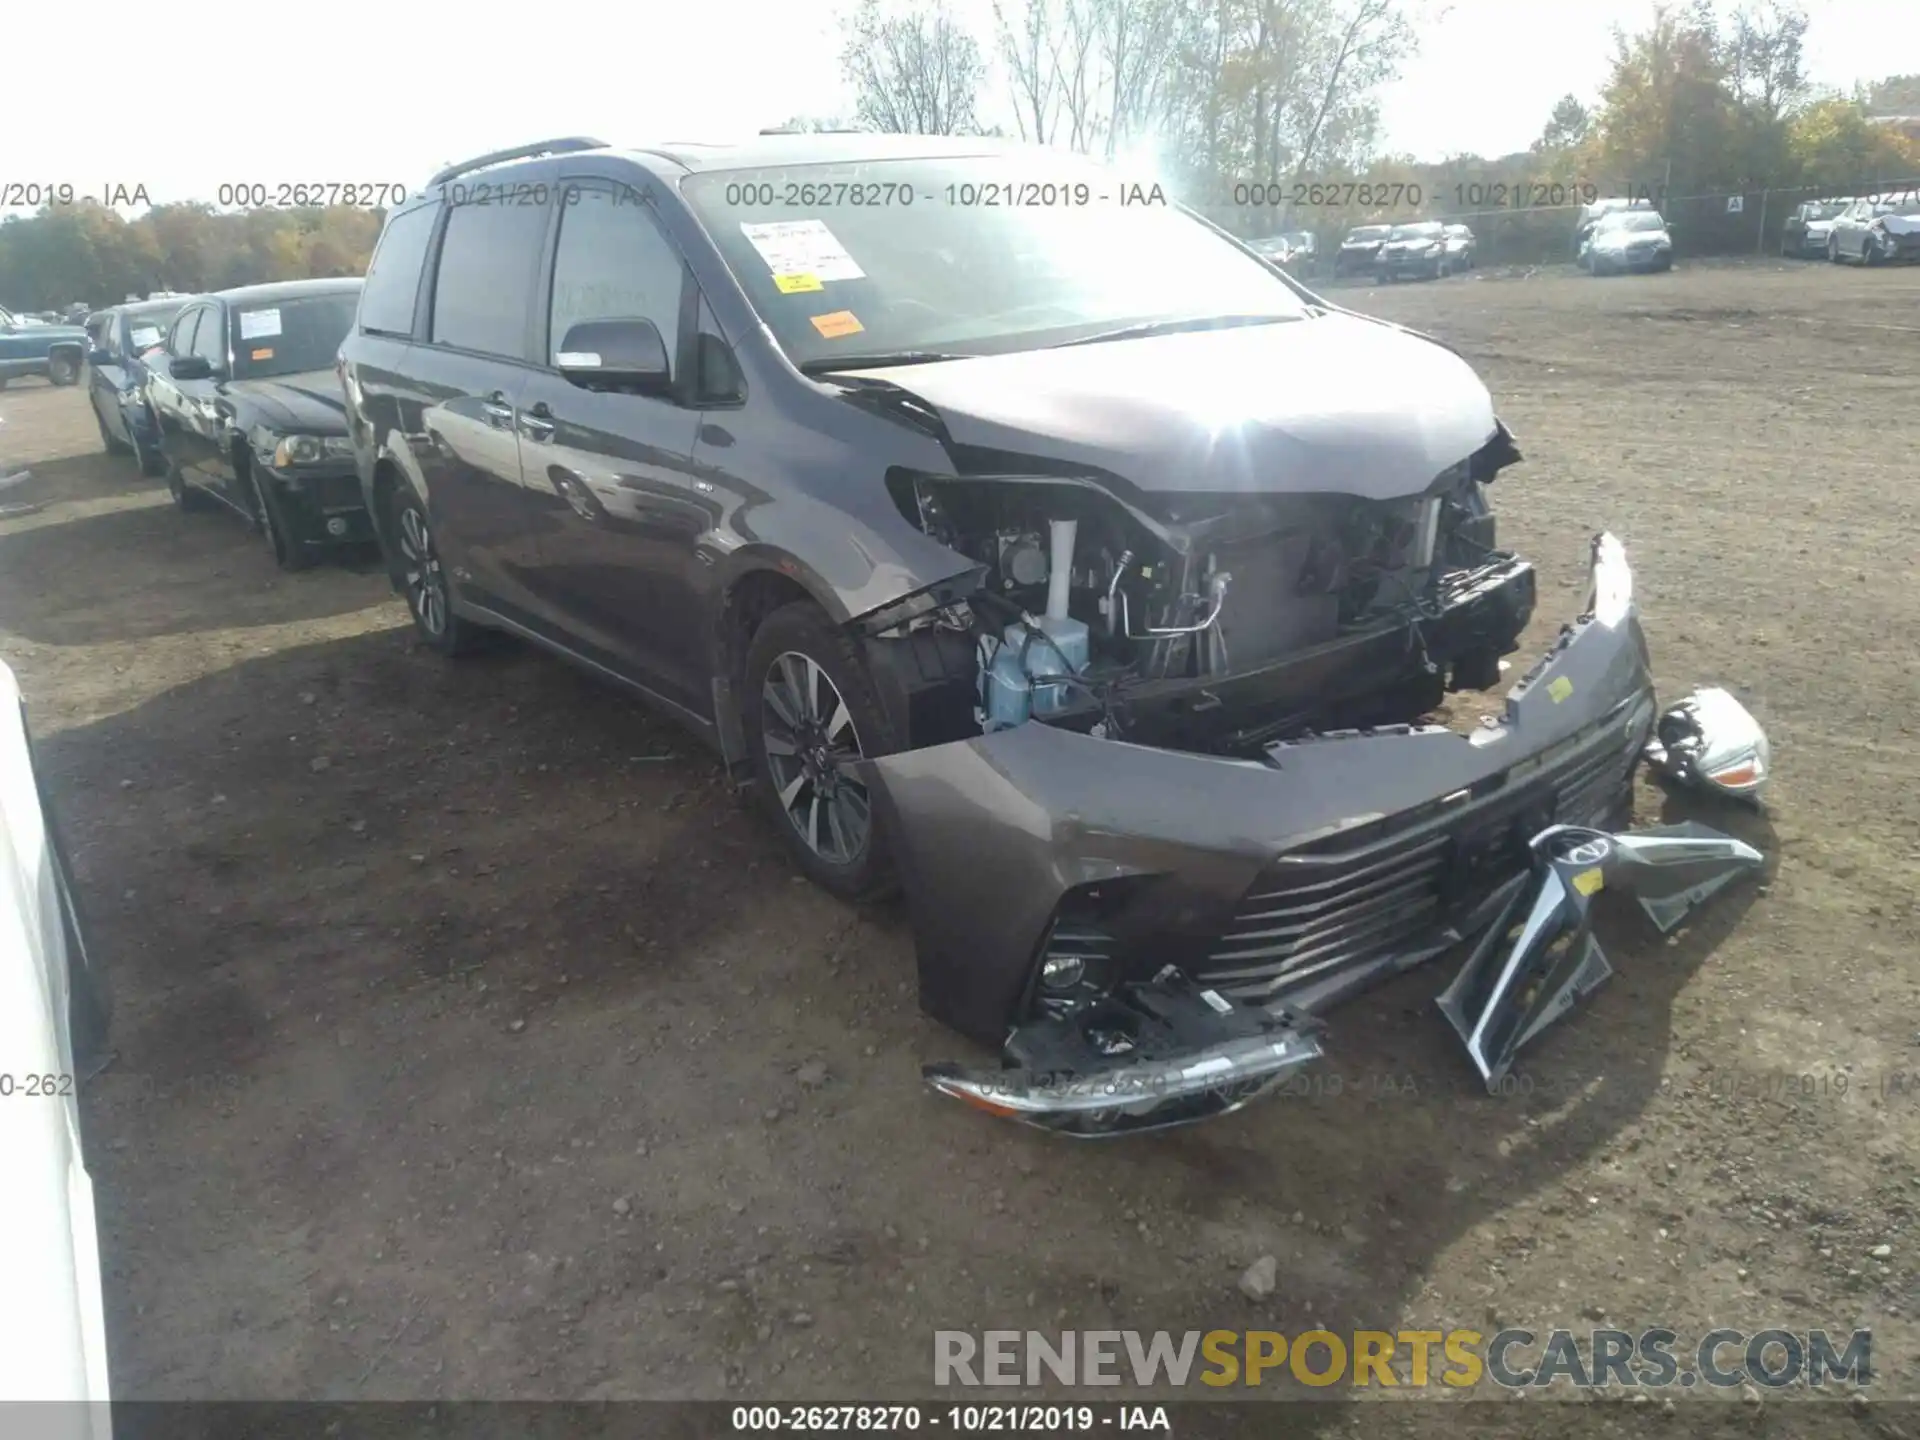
[1588,532,1634,628]
[272,434,354,468]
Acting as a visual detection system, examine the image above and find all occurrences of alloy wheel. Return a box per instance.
[760,650,871,866]
[398,504,448,636]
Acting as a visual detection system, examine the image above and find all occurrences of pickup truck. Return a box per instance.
[0,305,91,389]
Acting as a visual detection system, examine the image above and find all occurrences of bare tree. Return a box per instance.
[1725,0,1809,123]
[994,0,1065,144]
[841,0,989,136]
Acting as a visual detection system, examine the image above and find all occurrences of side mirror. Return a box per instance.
[88,348,114,367]
[168,355,214,381]
[555,318,670,393]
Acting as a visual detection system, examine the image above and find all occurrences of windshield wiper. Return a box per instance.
[798,351,969,375]
[1048,313,1300,349]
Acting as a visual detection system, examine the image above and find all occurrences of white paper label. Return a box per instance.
[129,325,161,350]
[1199,989,1234,1015]
[739,220,866,283]
[238,308,282,339]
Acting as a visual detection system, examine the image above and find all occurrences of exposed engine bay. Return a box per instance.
[866,421,1529,758]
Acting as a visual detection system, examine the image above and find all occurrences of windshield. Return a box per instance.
[227,291,360,380]
[1345,226,1392,242]
[1803,201,1846,220]
[1871,195,1920,216]
[680,156,1306,367]
[1388,223,1443,240]
[1600,212,1666,233]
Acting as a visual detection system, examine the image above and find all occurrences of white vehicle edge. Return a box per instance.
[0,656,112,1435]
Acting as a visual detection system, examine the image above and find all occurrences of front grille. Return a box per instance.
[1198,704,1646,1002]
[309,473,365,511]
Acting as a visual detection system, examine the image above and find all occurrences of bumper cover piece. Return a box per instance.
[924,970,1323,1138]
[1437,821,1763,1086]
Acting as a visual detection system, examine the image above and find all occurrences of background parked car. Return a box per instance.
[1443,222,1476,269]
[1375,220,1453,280]
[0,304,89,390]
[1781,197,1849,257]
[1250,230,1316,273]
[1581,209,1674,274]
[1825,192,1920,264]
[1331,223,1392,277]
[86,297,194,475]
[0,657,113,1418]
[1574,195,1655,257]
[143,278,368,569]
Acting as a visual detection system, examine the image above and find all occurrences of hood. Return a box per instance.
[15,323,87,342]
[1596,228,1668,247]
[840,313,1497,505]
[1878,214,1920,236]
[1804,219,1836,233]
[224,368,348,434]
[1340,237,1386,249]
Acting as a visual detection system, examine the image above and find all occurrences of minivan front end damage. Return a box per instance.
[858,533,1768,1136]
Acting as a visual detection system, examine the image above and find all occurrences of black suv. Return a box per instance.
[340,136,1675,1114]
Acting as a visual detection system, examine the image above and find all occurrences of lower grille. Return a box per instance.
[1199,705,1647,1002]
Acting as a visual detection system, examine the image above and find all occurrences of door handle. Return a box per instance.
[481,390,515,427]
[517,408,555,442]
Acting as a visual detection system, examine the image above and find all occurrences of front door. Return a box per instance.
[517,179,708,716]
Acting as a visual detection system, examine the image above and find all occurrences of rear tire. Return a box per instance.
[743,600,899,903]
[388,488,486,656]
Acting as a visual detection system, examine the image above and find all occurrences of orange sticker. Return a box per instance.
[251,347,274,361]
[809,310,865,339]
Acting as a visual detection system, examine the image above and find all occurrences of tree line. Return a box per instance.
[0,203,380,312]
[4,2,1916,307]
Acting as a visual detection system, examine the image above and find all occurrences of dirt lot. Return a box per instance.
[3,258,1917,1429]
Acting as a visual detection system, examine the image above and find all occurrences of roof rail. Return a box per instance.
[427,137,609,189]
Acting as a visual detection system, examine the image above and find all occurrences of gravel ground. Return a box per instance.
[1,256,1915,1436]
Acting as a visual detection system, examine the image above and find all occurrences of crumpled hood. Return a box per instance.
[1878,214,1920,236]
[840,314,1498,504]
[225,369,348,434]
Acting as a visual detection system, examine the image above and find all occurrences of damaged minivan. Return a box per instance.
[342,134,1768,1137]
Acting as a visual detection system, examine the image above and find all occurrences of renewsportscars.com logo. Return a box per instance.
[934,1328,1872,1391]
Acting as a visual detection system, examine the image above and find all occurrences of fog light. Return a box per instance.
[1040,954,1086,992]
[326,517,349,536]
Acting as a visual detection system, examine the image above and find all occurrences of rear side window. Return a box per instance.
[359,204,437,337]
[430,198,548,359]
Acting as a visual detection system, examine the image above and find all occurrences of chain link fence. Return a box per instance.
[1200,173,1920,272]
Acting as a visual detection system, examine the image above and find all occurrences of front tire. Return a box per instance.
[46,352,80,386]
[94,405,131,457]
[743,601,899,903]
[389,488,485,655]
[1828,235,1841,264]
[165,456,213,513]
[244,464,313,572]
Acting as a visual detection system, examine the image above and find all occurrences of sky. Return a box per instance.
[3,0,1915,219]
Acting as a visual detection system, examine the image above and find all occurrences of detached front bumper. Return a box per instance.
[872,535,1764,1135]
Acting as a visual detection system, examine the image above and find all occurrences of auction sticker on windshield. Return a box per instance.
[239,308,282,339]
[809,310,865,339]
[773,273,824,294]
[740,220,866,284]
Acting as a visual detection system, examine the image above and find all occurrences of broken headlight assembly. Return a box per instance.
[1643,687,1770,804]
